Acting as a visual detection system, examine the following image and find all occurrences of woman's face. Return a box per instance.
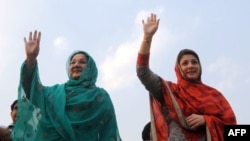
[179,54,201,81]
[69,53,88,79]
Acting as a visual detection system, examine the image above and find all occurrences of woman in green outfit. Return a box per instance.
[11,30,121,141]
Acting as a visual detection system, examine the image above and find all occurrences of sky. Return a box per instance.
[0,0,250,140]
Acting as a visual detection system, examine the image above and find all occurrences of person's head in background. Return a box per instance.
[142,122,151,141]
[10,100,17,124]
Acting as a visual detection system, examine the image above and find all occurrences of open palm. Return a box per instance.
[24,30,41,63]
[142,13,160,37]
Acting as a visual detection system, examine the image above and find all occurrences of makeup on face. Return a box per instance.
[69,53,88,79]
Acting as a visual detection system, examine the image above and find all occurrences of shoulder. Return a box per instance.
[96,87,110,95]
[202,83,222,94]
[162,79,178,90]
[46,84,63,89]
[44,84,64,95]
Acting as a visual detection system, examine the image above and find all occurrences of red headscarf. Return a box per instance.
[151,49,236,141]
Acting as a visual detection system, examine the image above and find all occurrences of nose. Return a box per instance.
[73,62,81,67]
[187,62,193,68]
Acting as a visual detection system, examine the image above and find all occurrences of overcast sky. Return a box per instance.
[0,0,250,140]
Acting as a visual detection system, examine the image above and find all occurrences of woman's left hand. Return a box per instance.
[186,114,205,130]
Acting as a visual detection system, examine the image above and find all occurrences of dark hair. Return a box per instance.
[142,122,151,140]
[176,49,202,81]
[70,51,89,62]
[11,100,17,111]
[176,49,200,64]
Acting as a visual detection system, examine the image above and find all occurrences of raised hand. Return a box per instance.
[139,13,160,54]
[24,30,41,66]
[142,13,160,38]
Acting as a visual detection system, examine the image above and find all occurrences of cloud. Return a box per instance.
[206,57,239,91]
[246,77,250,84]
[53,36,69,53]
[0,2,8,75]
[0,1,7,22]
[99,9,183,92]
[135,7,165,25]
[193,16,202,27]
[0,53,5,78]
[0,33,8,78]
[135,10,181,54]
[99,10,168,91]
[99,41,138,91]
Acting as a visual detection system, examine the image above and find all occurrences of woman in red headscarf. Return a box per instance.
[136,13,236,141]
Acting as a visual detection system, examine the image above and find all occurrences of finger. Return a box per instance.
[29,32,32,41]
[186,116,196,126]
[186,115,194,121]
[24,37,27,43]
[188,119,196,127]
[192,122,200,129]
[157,19,160,26]
[188,118,198,128]
[151,13,154,21]
[37,31,41,45]
[33,30,37,40]
[186,116,191,121]
[152,14,156,22]
[142,20,145,25]
[147,16,150,22]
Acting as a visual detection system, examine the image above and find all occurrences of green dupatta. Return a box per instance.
[11,51,121,141]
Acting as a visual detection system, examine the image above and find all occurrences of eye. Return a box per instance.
[79,60,87,64]
[191,60,198,65]
[181,61,188,66]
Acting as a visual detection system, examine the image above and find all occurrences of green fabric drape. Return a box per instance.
[11,51,121,141]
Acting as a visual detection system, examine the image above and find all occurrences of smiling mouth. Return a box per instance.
[73,69,82,72]
[74,72,81,74]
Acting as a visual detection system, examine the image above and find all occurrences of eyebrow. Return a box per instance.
[71,58,87,61]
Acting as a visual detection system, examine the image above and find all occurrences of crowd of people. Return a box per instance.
[0,13,237,141]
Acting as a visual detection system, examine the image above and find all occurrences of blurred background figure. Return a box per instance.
[0,99,17,141]
[142,122,151,141]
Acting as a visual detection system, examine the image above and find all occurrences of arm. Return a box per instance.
[21,62,36,98]
[136,55,163,102]
[24,30,41,68]
[137,13,163,101]
[139,13,160,54]
[22,30,41,97]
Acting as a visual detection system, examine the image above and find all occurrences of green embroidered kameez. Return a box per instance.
[11,51,121,141]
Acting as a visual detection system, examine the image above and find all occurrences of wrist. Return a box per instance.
[26,58,37,68]
[143,35,153,43]
[143,35,153,40]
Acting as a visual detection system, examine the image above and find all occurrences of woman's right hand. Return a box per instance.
[142,13,160,39]
[24,30,41,66]
[139,13,160,54]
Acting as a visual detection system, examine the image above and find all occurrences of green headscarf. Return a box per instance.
[11,51,121,141]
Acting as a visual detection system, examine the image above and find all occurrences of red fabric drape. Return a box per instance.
[152,64,237,141]
[138,53,237,141]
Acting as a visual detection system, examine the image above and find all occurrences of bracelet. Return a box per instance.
[143,39,151,43]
